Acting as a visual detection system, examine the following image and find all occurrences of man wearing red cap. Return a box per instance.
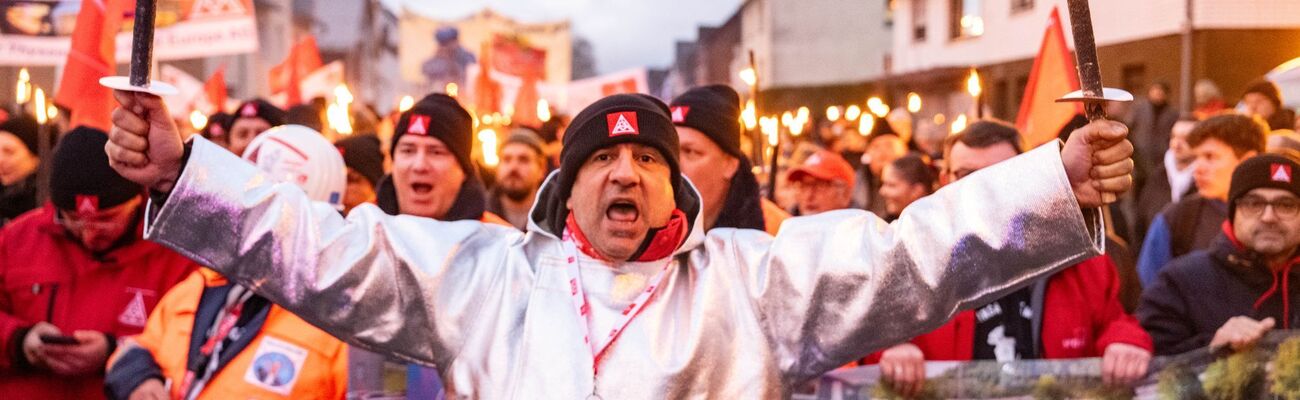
[788,149,856,216]
[105,89,1134,398]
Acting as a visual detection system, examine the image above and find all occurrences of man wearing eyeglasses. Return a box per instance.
[0,127,195,399]
[788,149,856,216]
[1139,153,1300,356]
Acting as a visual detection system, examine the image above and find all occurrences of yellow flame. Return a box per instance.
[967,69,982,98]
[781,111,794,128]
[796,106,810,123]
[739,68,757,87]
[334,84,353,105]
[761,116,779,146]
[537,99,552,122]
[742,100,757,130]
[445,83,459,98]
[845,105,862,121]
[398,95,415,112]
[33,88,46,124]
[858,114,875,136]
[907,92,922,113]
[190,110,208,131]
[867,97,890,118]
[951,114,968,134]
[479,128,499,167]
[16,68,30,104]
[327,103,353,135]
[826,106,841,122]
[46,105,57,121]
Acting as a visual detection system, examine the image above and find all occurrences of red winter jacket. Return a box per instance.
[0,204,197,399]
[867,256,1152,362]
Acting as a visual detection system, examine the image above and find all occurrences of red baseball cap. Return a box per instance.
[787,149,856,189]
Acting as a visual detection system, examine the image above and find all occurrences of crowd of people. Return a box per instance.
[0,73,1288,398]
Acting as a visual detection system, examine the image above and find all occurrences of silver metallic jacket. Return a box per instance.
[144,137,1103,399]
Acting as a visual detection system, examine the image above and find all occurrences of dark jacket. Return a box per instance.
[0,174,38,226]
[1137,194,1227,286]
[1126,100,1179,172]
[1137,227,1300,356]
[1133,162,1196,249]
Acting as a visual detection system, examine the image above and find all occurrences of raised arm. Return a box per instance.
[106,92,523,367]
[721,137,1120,382]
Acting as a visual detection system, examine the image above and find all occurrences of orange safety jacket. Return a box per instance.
[105,268,347,400]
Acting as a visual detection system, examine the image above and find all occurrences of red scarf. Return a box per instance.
[565,209,688,262]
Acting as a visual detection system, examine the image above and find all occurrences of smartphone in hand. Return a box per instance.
[39,334,79,345]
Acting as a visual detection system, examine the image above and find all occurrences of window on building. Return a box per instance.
[1121,64,1148,95]
[1010,0,1034,13]
[912,0,928,42]
[950,0,984,39]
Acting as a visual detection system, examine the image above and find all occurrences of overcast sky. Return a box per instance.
[391,0,743,74]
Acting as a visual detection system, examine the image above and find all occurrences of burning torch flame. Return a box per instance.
[739,68,757,87]
[479,128,499,167]
[398,95,415,113]
[858,114,875,136]
[826,106,841,122]
[190,110,208,131]
[867,97,890,118]
[538,99,552,122]
[951,114,968,134]
[845,105,862,121]
[33,88,46,124]
[907,92,922,113]
[966,69,982,98]
[761,116,779,146]
[445,83,459,98]
[16,68,30,105]
[742,100,757,130]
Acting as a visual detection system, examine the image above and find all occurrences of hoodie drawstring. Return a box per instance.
[1253,263,1294,329]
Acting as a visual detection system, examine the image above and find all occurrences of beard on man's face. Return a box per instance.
[498,173,536,202]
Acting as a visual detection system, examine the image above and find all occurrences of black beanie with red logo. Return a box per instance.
[391,93,475,176]
[542,94,693,237]
[1228,153,1300,221]
[50,127,142,213]
[669,85,743,160]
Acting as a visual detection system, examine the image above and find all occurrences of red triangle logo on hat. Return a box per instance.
[1272,164,1293,183]
[670,106,689,123]
[240,103,258,117]
[408,114,430,135]
[76,195,99,214]
[607,111,639,136]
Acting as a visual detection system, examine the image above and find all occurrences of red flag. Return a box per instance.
[1015,6,1083,147]
[474,42,501,115]
[204,66,227,113]
[270,35,322,107]
[54,0,126,132]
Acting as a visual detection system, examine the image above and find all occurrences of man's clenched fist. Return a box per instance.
[105,90,186,192]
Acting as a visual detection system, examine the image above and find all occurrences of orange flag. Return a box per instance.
[1015,6,1083,147]
[270,35,323,106]
[204,66,227,113]
[54,0,126,132]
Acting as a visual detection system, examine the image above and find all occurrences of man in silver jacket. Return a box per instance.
[104,92,1133,399]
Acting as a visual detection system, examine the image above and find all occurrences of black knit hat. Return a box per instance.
[391,93,475,177]
[201,112,232,141]
[557,94,681,199]
[335,134,385,188]
[0,114,40,155]
[234,99,287,127]
[1244,80,1284,108]
[50,127,142,213]
[539,93,694,236]
[1228,153,1300,221]
[669,85,743,159]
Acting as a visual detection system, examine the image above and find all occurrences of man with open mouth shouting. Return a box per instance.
[105,90,1133,399]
